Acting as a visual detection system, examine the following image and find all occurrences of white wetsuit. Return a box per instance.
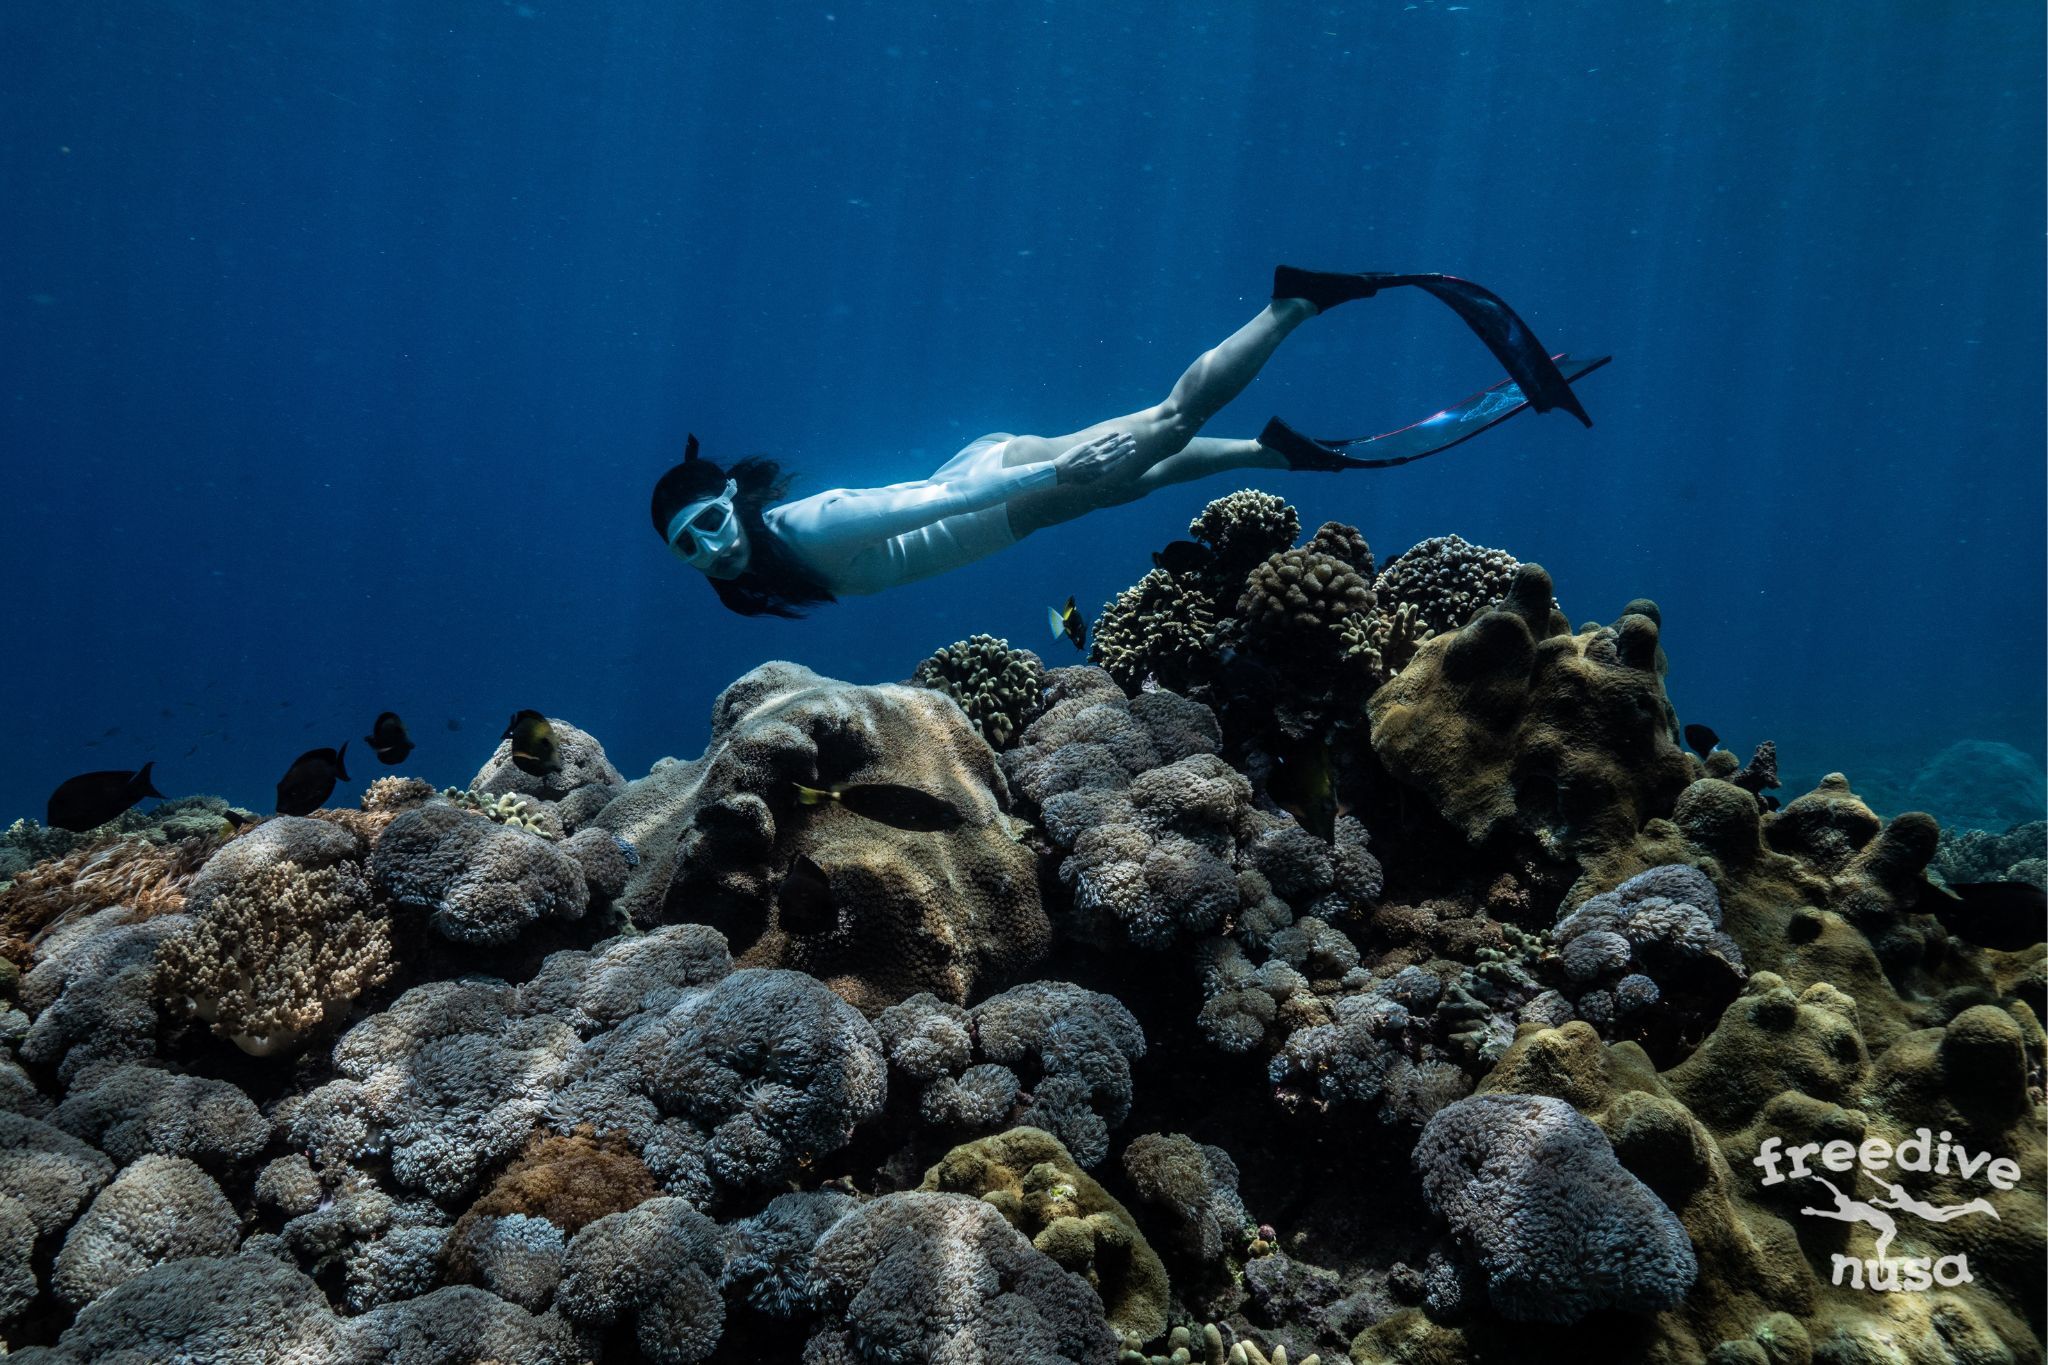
[764,433,1059,596]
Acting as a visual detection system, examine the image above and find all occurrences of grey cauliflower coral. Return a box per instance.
[556,1196,726,1363]
[548,967,887,1195]
[1237,545,1375,652]
[913,633,1048,749]
[52,1062,265,1172]
[805,1190,1120,1364]
[1414,1092,1696,1324]
[158,815,394,1056]
[52,1154,241,1308]
[371,802,588,945]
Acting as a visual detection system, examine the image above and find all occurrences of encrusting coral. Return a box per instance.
[157,815,395,1056]
[920,1126,1170,1343]
[912,633,1048,749]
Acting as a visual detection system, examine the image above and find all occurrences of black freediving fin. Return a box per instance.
[1273,267,1593,427]
[1261,353,1611,472]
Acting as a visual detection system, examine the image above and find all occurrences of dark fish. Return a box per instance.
[1926,881,2047,951]
[364,711,416,764]
[502,710,562,777]
[276,743,349,816]
[1268,738,1338,844]
[1682,723,1720,759]
[183,744,199,757]
[792,781,965,833]
[1047,595,1086,652]
[447,717,463,731]
[1761,795,1781,812]
[46,763,164,833]
[223,810,256,829]
[101,725,121,738]
[1151,539,1215,578]
[778,854,837,934]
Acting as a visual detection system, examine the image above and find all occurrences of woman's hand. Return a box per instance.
[1053,431,1139,485]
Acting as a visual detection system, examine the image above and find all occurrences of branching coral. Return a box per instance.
[1190,489,1301,581]
[913,633,1049,749]
[157,815,393,1056]
[52,1062,265,1172]
[1090,569,1221,694]
[0,823,227,965]
[1371,533,1522,638]
[442,787,564,838]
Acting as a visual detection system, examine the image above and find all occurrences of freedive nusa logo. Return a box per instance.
[1753,1129,2015,1292]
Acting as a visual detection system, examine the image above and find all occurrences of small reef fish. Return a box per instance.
[1682,723,1720,759]
[276,743,349,816]
[446,717,463,732]
[364,711,416,764]
[791,781,965,833]
[503,710,562,776]
[1047,596,1087,652]
[46,763,164,832]
[1268,738,1340,844]
[1151,540,1215,578]
[1927,881,2047,951]
[777,853,837,933]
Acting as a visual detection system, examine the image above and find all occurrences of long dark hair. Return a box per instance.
[651,438,836,618]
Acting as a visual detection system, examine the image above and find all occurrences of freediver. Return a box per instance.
[653,266,1609,618]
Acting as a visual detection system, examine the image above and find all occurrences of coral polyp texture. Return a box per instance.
[601,661,1047,1012]
[0,484,2040,1364]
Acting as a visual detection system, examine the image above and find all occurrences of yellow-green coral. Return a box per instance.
[442,788,562,839]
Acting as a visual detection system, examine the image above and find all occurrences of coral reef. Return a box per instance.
[1905,739,2047,833]
[912,633,1048,749]
[603,662,1047,1012]
[0,487,2040,1364]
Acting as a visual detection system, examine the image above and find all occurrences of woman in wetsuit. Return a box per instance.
[653,265,1608,617]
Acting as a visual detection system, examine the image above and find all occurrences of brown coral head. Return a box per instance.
[446,1126,658,1281]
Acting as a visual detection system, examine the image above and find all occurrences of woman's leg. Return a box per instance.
[1002,299,1316,537]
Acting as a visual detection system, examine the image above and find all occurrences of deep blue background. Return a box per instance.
[3,1,2042,825]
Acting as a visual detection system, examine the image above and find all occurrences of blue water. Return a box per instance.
[4,1,2042,828]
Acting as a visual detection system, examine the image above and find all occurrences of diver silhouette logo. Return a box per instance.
[1754,1130,2014,1292]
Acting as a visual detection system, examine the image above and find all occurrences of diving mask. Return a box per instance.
[666,479,741,568]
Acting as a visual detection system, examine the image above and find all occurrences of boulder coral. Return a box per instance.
[1368,564,1693,864]
[471,714,625,801]
[603,661,1047,1012]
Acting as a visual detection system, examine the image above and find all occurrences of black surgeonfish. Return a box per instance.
[1926,881,2047,952]
[365,711,415,764]
[1267,738,1339,844]
[46,763,164,832]
[276,743,349,816]
[778,854,837,934]
[502,710,562,777]
[1151,540,1215,578]
[1047,596,1086,652]
[1682,724,1720,759]
[791,782,965,833]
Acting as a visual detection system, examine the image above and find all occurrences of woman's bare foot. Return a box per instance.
[1053,431,1139,485]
